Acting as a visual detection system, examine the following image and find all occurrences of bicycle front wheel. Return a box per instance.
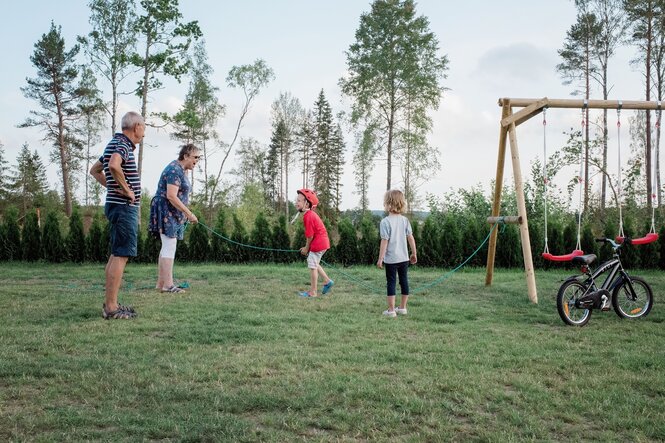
[557,279,592,326]
[612,276,653,319]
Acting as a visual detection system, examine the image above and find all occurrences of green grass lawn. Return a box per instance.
[1,262,664,441]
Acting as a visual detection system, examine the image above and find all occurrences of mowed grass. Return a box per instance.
[1,262,664,441]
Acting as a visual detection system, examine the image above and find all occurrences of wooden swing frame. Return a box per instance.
[485,97,663,304]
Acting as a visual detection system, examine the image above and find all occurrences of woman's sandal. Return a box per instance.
[161,285,186,293]
[102,304,137,320]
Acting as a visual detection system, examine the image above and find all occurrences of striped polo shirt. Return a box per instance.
[99,133,141,207]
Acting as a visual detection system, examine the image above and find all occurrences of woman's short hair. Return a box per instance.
[178,143,200,160]
[384,189,407,214]
[120,112,144,131]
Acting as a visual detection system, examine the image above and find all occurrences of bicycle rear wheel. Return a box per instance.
[612,276,653,319]
[557,279,592,326]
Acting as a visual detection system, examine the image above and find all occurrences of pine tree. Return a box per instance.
[42,211,64,262]
[265,119,290,211]
[66,207,86,262]
[0,141,9,207]
[271,215,292,263]
[3,207,21,260]
[311,90,340,221]
[271,92,304,221]
[20,22,90,216]
[7,144,49,214]
[22,211,41,261]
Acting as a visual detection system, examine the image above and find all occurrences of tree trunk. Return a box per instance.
[111,72,117,135]
[55,94,72,217]
[138,34,152,181]
[386,114,394,191]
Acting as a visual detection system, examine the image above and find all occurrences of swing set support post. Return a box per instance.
[486,99,541,304]
[485,102,510,288]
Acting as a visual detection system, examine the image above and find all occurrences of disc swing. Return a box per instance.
[614,101,659,246]
[541,105,585,262]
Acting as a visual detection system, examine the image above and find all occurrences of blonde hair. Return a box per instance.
[384,189,407,214]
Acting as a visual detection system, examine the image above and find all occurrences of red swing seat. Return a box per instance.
[542,249,584,262]
[615,232,659,245]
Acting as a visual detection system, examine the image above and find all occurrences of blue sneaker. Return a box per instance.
[322,280,334,295]
[298,290,316,298]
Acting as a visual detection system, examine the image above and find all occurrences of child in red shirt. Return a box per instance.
[296,189,334,297]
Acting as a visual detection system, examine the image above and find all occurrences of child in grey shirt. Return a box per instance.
[377,190,417,317]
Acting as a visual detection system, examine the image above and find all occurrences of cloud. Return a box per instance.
[472,43,559,87]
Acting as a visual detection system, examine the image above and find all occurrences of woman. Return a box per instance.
[149,143,200,293]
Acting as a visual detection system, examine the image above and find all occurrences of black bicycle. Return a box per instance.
[556,237,654,326]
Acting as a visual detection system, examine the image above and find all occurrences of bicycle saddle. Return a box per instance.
[571,254,596,265]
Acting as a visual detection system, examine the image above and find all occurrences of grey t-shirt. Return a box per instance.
[379,214,413,264]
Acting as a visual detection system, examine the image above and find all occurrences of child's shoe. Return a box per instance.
[322,280,334,295]
[382,309,397,318]
[298,291,317,297]
[395,307,407,315]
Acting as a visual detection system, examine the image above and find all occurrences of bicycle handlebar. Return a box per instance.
[595,237,622,250]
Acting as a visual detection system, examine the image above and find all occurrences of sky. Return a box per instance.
[0,0,650,211]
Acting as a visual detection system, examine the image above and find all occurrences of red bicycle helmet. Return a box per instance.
[297,188,319,208]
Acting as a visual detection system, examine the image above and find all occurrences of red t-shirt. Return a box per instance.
[303,210,330,252]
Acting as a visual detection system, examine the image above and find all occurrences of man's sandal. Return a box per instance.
[161,285,186,293]
[102,304,137,320]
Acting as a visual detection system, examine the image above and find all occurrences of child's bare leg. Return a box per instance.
[310,267,319,295]
[387,295,396,311]
[399,295,409,310]
[317,264,331,284]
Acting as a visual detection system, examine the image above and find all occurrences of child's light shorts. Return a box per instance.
[307,250,326,269]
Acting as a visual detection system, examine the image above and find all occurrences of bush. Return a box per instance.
[143,230,161,263]
[420,215,441,267]
[42,211,64,262]
[3,207,21,260]
[188,213,211,262]
[357,215,379,265]
[335,218,359,266]
[440,214,462,268]
[66,208,86,263]
[0,223,7,261]
[271,215,292,263]
[230,213,249,263]
[249,212,272,262]
[86,216,105,262]
[22,211,41,261]
[210,208,230,262]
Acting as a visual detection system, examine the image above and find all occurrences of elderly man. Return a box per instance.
[90,111,145,319]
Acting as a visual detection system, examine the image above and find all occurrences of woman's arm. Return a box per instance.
[166,183,198,223]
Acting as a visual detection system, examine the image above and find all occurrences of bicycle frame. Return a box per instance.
[574,241,638,300]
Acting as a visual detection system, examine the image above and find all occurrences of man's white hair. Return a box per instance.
[121,112,144,131]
